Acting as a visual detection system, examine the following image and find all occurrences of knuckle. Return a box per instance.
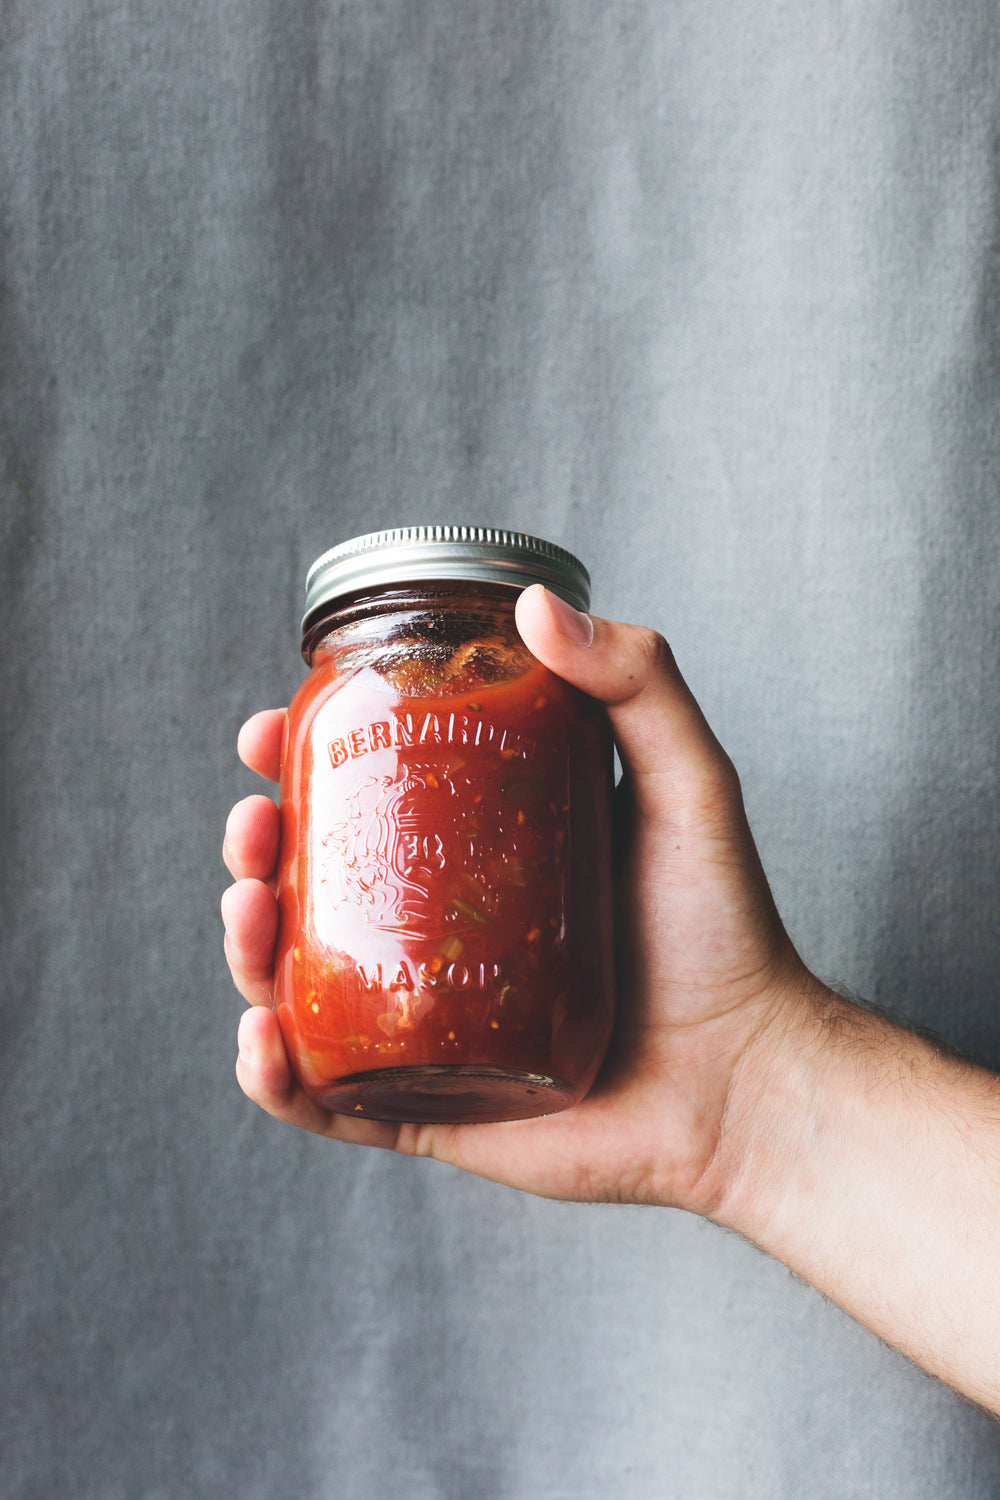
[633,627,674,676]
[708,747,742,800]
[686,754,744,830]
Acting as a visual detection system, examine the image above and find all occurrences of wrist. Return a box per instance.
[701,973,1000,1411]
[703,969,849,1239]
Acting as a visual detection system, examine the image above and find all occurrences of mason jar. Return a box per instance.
[273,526,614,1123]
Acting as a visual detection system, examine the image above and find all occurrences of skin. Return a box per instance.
[222,583,1000,1413]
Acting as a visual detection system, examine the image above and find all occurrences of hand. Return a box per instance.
[223,586,1000,1411]
[222,584,816,1215]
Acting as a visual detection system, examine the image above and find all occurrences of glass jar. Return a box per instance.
[273,527,614,1124]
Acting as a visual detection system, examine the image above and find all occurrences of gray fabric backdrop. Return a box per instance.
[3,2,1000,1496]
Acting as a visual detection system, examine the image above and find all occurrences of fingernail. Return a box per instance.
[237,1012,254,1061]
[544,588,594,646]
[220,885,236,932]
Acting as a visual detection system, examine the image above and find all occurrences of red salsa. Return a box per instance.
[273,571,614,1123]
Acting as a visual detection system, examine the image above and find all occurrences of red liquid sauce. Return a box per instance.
[274,645,614,1123]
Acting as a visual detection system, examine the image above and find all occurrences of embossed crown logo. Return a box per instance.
[322,771,473,938]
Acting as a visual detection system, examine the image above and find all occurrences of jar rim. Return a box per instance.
[302,526,591,638]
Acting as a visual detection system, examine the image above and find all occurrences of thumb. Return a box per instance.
[514,584,736,817]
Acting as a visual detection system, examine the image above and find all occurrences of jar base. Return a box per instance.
[315,1063,577,1124]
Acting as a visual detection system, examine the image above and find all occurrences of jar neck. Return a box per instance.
[302,581,520,664]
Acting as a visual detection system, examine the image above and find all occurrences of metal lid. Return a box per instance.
[303,525,591,635]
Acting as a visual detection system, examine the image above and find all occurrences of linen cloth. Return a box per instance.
[3,3,1000,1496]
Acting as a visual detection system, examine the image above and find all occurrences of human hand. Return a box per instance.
[222,584,817,1216]
[223,584,1000,1408]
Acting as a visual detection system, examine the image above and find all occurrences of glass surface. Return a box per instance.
[274,583,614,1123]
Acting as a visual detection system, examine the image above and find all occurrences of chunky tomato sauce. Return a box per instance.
[274,614,614,1122]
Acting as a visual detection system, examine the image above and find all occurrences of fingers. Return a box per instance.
[223,794,280,879]
[237,709,286,783]
[235,1007,331,1131]
[229,711,406,1150]
[235,1008,403,1149]
[515,585,737,820]
[221,878,279,1006]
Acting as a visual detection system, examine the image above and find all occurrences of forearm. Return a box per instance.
[716,982,1000,1412]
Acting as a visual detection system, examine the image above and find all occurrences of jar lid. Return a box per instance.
[303,525,591,635]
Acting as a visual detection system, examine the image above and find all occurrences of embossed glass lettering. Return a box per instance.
[327,711,532,775]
